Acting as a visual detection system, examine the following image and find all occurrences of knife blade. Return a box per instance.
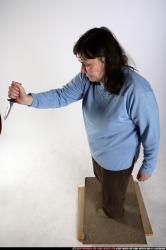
[4,98,17,120]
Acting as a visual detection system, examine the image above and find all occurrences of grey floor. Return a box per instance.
[0,106,166,247]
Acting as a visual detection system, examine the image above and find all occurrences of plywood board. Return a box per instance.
[77,187,85,241]
[77,176,147,244]
[134,182,153,236]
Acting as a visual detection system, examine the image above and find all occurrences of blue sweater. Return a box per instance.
[30,68,160,175]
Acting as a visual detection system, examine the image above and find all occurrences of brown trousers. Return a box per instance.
[92,157,135,218]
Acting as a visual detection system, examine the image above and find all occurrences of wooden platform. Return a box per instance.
[77,176,153,244]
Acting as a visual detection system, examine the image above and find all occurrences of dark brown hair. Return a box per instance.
[73,27,135,94]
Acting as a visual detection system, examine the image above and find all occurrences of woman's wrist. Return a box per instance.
[26,93,33,106]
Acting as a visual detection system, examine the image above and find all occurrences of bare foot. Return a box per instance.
[96,207,109,218]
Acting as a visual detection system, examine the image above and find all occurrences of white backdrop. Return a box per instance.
[0,0,166,247]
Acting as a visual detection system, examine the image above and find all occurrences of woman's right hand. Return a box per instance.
[8,81,32,105]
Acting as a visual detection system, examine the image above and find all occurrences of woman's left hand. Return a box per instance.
[137,170,152,182]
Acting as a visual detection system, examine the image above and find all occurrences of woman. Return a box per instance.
[8,27,160,218]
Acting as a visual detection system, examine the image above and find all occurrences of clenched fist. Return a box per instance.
[8,81,32,106]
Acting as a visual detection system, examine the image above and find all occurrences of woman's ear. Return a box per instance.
[100,57,105,64]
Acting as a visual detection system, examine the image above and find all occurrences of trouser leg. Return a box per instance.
[92,157,134,218]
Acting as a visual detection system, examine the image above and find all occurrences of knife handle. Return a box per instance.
[7,98,17,103]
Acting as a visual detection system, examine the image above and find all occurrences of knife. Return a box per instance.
[4,98,17,120]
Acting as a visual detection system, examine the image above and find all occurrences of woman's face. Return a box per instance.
[77,56,105,83]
